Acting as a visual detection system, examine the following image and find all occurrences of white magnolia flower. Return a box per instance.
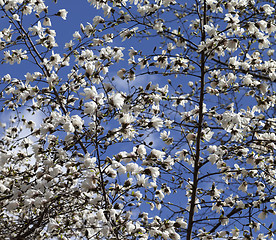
[6,200,18,211]
[186,133,196,143]
[136,174,149,187]
[261,4,274,15]
[202,128,214,142]
[117,68,126,79]
[96,209,107,222]
[57,9,68,20]
[93,16,104,26]
[208,154,219,164]
[84,155,96,168]
[176,149,188,161]
[236,200,245,209]
[129,47,137,58]
[153,20,163,32]
[227,39,239,52]
[204,23,218,37]
[117,164,126,174]
[175,218,187,229]
[155,190,164,200]
[186,198,201,213]
[267,49,274,56]
[231,228,239,238]
[63,119,74,133]
[28,21,44,37]
[146,167,160,180]
[13,14,20,21]
[82,86,98,99]
[258,209,268,220]
[49,165,62,177]
[23,5,32,15]
[84,101,97,115]
[0,182,8,193]
[84,62,95,76]
[164,119,174,127]
[238,181,248,192]
[112,93,124,109]
[212,202,224,213]
[242,74,253,85]
[220,216,229,226]
[257,233,268,240]
[151,149,165,160]
[126,222,135,233]
[126,162,140,174]
[43,17,51,26]
[48,218,59,232]
[270,197,276,209]
[64,40,74,50]
[250,221,261,232]
[207,145,217,153]
[73,31,81,40]
[150,116,163,131]
[258,35,270,49]
[137,145,146,157]
[258,82,268,95]
[71,115,84,130]
[119,113,135,125]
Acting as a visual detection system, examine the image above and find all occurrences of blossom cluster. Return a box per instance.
[0,0,275,239]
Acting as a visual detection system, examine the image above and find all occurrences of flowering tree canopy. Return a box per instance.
[0,0,276,239]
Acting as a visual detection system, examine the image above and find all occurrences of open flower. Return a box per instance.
[112,93,124,109]
[84,101,97,115]
[57,9,68,20]
[71,115,84,131]
[150,116,163,131]
[258,209,268,220]
[117,68,126,79]
[238,181,248,192]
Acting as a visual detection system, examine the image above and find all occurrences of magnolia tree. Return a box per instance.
[0,0,276,239]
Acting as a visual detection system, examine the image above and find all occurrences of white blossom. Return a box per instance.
[258,209,268,220]
[28,21,44,37]
[150,116,163,131]
[47,218,59,232]
[57,9,68,20]
[6,200,18,211]
[261,4,274,15]
[151,149,165,160]
[112,93,124,108]
[71,115,84,130]
[117,68,126,79]
[238,181,248,192]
